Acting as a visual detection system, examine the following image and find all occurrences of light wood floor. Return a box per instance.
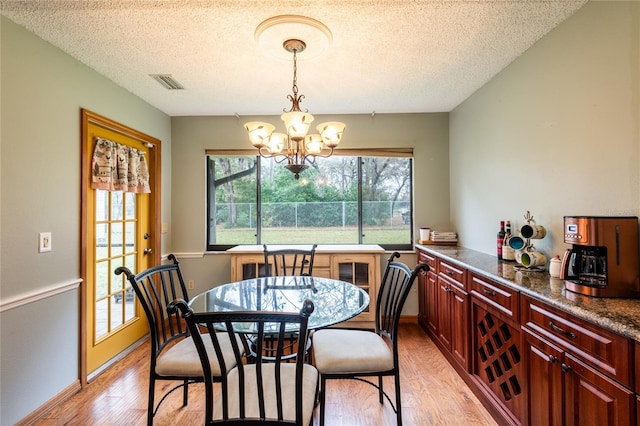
[35,324,497,425]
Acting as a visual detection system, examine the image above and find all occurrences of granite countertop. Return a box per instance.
[415,243,640,342]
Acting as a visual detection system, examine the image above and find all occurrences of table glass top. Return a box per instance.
[188,276,370,330]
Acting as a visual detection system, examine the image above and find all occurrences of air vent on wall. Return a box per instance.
[149,74,184,90]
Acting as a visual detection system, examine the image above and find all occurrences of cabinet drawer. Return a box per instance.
[521,294,633,388]
[438,260,466,289]
[469,273,518,319]
[312,254,331,268]
[417,250,437,270]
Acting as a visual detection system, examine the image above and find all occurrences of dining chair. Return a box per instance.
[311,252,429,425]
[260,244,318,361]
[263,244,317,277]
[114,254,240,426]
[169,298,318,425]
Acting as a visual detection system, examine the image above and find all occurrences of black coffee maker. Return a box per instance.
[560,216,640,298]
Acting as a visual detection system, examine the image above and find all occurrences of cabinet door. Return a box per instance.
[564,354,634,426]
[450,284,469,371]
[426,271,438,336]
[522,327,563,426]
[418,265,427,325]
[231,254,268,281]
[332,254,378,323]
[472,299,524,424]
[437,276,452,351]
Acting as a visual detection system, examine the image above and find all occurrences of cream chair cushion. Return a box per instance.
[156,332,240,377]
[312,329,394,373]
[214,363,318,424]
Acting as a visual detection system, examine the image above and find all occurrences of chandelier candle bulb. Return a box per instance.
[317,122,346,146]
[267,133,286,154]
[282,111,314,138]
[305,134,325,154]
[245,122,275,147]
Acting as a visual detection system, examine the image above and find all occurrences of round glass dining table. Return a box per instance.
[188,275,370,330]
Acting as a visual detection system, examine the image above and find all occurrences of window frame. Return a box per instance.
[206,149,414,251]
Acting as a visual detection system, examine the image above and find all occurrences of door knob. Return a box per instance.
[143,248,153,255]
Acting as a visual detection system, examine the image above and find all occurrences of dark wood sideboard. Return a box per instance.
[416,245,640,426]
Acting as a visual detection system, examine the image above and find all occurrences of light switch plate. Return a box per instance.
[39,232,52,252]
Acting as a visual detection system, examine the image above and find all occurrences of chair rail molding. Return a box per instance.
[165,251,207,259]
[0,278,82,313]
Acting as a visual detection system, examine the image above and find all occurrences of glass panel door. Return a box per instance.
[94,190,138,341]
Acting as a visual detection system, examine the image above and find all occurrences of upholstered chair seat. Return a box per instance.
[156,333,240,377]
[312,329,394,374]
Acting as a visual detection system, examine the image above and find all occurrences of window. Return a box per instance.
[206,152,413,251]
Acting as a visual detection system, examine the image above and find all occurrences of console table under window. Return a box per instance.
[227,244,384,328]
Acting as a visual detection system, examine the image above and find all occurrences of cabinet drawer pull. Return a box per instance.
[548,355,558,363]
[482,288,497,297]
[561,363,572,373]
[549,321,576,339]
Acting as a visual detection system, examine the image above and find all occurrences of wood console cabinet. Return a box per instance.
[227,244,384,328]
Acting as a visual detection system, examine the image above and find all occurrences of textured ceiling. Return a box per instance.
[1,0,587,116]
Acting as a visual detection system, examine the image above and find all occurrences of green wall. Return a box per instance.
[450,1,639,258]
[169,113,450,298]
[0,16,171,425]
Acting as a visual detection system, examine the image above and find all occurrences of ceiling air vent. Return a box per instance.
[149,74,184,90]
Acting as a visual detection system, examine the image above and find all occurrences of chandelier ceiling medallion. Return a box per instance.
[244,16,346,179]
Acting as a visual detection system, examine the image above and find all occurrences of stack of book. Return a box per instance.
[430,231,458,243]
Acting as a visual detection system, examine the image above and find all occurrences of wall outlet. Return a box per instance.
[39,232,52,253]
[188,280,195,290]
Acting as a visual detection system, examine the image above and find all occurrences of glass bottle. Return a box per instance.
[497,221,505,260]
[503,221,515,261]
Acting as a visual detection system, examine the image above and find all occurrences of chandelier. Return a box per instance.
[244,39,346,179]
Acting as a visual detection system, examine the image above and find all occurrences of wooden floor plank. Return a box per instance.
[34,324,497,425]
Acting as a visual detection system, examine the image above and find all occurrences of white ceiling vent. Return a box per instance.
[150,74,184,90]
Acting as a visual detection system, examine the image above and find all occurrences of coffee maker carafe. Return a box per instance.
[561,216,640,298]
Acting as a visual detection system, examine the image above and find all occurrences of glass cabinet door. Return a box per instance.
[234,255,268,280]
[333,255,377,315]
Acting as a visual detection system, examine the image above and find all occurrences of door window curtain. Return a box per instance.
[91,137,151,193]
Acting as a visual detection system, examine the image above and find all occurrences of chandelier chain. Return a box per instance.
[292,48,298,96]
[286,47,305,113]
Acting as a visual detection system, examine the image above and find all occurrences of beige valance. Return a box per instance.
[91,138,150,193]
